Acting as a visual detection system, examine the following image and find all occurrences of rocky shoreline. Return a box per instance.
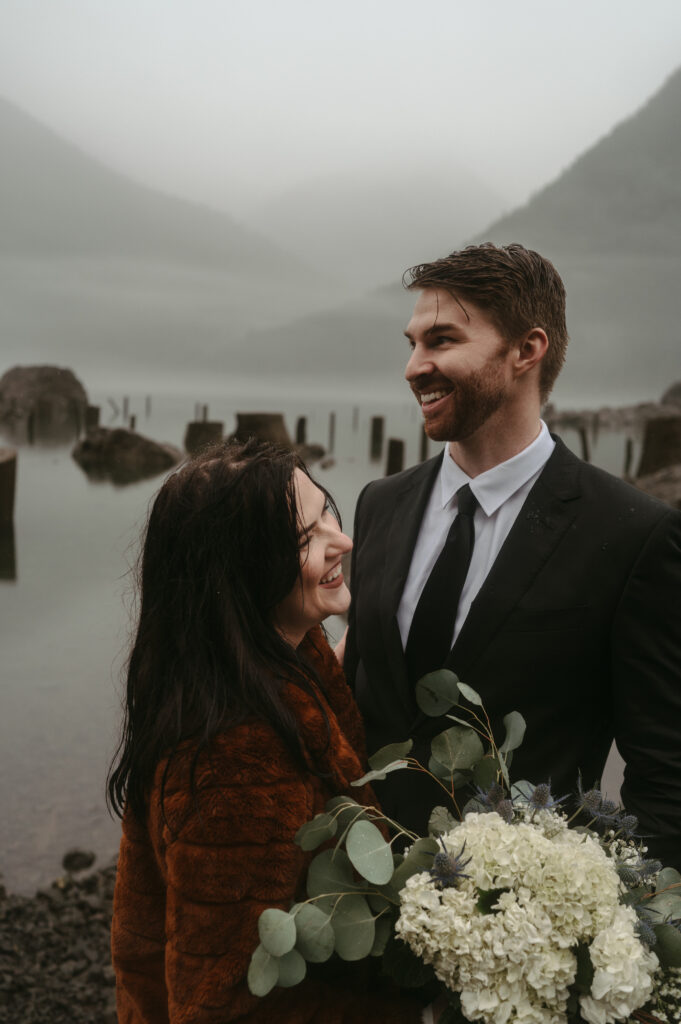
[0,855,117,1024]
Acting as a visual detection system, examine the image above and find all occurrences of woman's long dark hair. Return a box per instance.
[107,438,338,822]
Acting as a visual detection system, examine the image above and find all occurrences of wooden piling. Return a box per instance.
[129,415,137,431]
[420,426,429,463]
[202,405,209,423]
[370,416,385,460]
[623,438,634,479]
[145,395,152,417]
[184,421,224,454]
[385,439,405,477]
[0,523,16,581]
[636,415,681,477]
[578,425,590,464]
[296,417,307,445]
[86,405,100,431]
[0,448,17,526]
[328,412,336,454]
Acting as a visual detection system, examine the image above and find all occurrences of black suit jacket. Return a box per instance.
[345,437,681,868]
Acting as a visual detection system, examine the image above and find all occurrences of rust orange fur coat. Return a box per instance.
[112,627,423,1023]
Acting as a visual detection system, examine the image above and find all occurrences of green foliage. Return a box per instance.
[657,868,681,891]
[652,923,681,968]
[351,759,409,787]
[391,837,439,892]
[431,726,484,773]
[500,711,526,753]
[574,942,595,993]
[415,670,460,716]
[293,903,335,963]
[247,943,279,996]
[428,805,457,837]
[370,913,394,956]
[456,682,483,706]
[368,739,413,770]
[476,888,507,915]
[276,948,307,987]
[345,820,394,884]
[381,933,437,988]
[473,754,500,790]
[257,908,297,957]
[306,848,358,898]
[325,796,369,837]
[331,893,376,960]
[294,812,338,851]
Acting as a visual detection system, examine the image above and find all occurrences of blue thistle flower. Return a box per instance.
[575,775,620,828]
[576,775,605,813]
[495,799,514,824]
[635,917,658,948]
[527,781,567,812]
[614,813,639,837]
[429,838,472,890]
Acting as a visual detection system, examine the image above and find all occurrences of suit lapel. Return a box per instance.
[379,454,442,697]
[446,438,582,679]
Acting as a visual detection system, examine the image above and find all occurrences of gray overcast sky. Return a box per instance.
[1,0,680,215]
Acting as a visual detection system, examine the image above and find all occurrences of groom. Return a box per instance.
[345,242,681,868]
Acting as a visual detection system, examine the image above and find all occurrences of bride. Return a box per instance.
[108,438,431,1023]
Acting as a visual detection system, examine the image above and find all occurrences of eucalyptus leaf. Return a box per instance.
[645,892,681,919]
[306,848,358,898]
[445,713,478,729]
[656,868,681,892]
[428,754,453,780]
[247,943,279,997]
[456,681,483,706]
[294,812,338,851]
[351,760,409,787]
[369,739,414,771]
[415,669,461,716]
[276,948,307,988]
[346,820,394,884]
[473,755,500,790]
[331,893,376,960]
[391,837,439,891]
[499,711,526,753]
[293,903,335,963]
[258,908,297,957]
[432,725,484,773]
[370,913,394,956]
[428,805,457,837]
[325,796,369,836]
[652,923,681,967]
[511,780,535,803]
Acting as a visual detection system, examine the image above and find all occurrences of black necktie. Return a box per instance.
[405,483,478,686]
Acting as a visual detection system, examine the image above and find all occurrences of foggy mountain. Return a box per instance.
[246,168,508,290]
[0,96,338,387]
[250,67,681,407]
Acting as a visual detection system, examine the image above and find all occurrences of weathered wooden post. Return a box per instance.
[123,396,130,420]
[0,448,17,526]
[370,416,384,461]
[296,417,307,445]
[623,438,634,479]
[230,413,292,446]
[145,395,152,417]
[578,425,590,464]
[385,439,405,476]
[86,405,100,431]
[420,425,429,463]
[0,523,16,581]
[129,415,137,431]
[637,415,681,477]
[184,418,224,454]
[328,412,336,455]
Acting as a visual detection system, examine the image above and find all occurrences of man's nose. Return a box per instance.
[405,344,435,383]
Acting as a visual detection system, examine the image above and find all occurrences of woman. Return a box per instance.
[109,439,425,1023]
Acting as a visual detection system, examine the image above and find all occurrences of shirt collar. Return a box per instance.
[438,421,555,516]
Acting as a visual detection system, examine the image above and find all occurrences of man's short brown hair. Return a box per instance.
[405,242,568,402]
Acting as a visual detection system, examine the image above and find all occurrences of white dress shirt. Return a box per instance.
[397,422,555,649]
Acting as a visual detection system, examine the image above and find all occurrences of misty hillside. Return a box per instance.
[247,168,508,290]
[0,96,341,385]
[252,68,681,407]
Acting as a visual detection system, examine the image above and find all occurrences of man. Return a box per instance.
[345,242,681,868]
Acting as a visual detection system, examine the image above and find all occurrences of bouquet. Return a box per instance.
[248,670,681,1024]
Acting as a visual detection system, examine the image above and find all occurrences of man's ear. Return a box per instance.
[514,328,548,378]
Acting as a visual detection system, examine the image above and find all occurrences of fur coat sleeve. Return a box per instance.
[112,627,423,1023]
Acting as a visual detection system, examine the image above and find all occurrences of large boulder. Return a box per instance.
[661,381,681,409]
[72,428,182,486]
[0,365,88,443]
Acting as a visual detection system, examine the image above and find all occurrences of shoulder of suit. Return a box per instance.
[358,453,442,505]
[550,436,680,526]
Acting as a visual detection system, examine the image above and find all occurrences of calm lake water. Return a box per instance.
[0,388,640,894]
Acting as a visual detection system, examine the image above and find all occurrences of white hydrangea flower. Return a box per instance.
[395,811,659,1024]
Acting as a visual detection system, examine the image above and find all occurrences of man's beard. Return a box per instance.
[421,363,508,443]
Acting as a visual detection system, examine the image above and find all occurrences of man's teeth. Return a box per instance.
[421,390,449,404]
[321,565,342,584]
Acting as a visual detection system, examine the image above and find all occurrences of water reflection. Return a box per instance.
[0,522,16,581]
